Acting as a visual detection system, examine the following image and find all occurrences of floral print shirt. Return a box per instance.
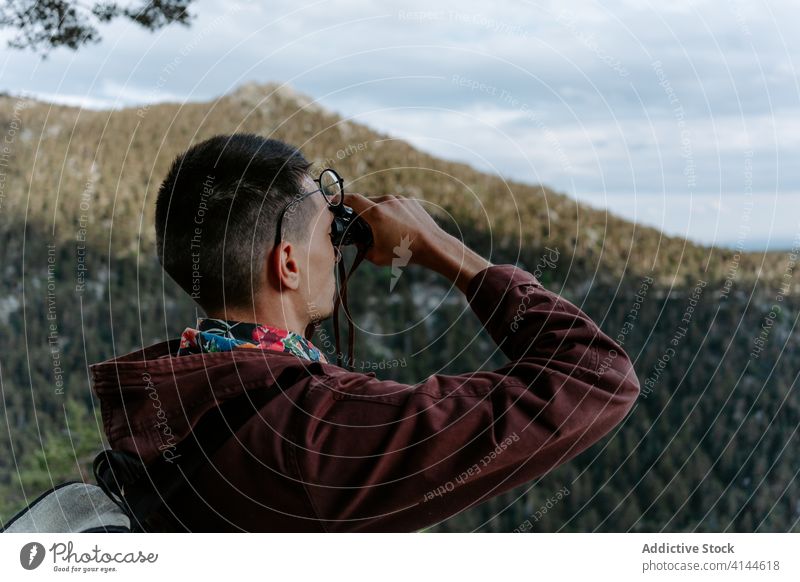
[177,318,329,364]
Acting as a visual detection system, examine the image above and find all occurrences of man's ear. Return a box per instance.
[270,241,301,291]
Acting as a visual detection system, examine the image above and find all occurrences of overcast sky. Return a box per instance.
[3,0,799,251]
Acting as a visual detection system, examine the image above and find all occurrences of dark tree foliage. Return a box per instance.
[0,0,194,52]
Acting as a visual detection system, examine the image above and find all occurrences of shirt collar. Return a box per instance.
[177,317,329,364]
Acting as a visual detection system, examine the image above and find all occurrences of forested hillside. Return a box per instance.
[1,83,797,531]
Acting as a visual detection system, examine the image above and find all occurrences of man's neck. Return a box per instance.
[204,310,308,339]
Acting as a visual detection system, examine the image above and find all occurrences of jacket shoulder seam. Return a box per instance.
[315,373,530,401]
[106,378,276,443]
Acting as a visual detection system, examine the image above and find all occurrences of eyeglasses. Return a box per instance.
[274,168,344,248]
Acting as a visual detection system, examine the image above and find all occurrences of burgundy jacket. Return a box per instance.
[89,264,640,532]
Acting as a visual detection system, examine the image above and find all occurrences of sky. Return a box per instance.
[2,0,799,251]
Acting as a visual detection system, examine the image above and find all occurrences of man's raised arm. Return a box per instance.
[289,193,640,532]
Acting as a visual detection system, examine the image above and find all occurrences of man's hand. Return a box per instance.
[342,193,439,266]
[343,193,492,294]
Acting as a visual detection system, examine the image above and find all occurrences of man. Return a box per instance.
[89,133,640,532]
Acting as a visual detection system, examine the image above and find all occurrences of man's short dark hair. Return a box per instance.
[155,133,314,313]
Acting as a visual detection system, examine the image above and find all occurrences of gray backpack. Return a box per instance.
[1,480,131,533]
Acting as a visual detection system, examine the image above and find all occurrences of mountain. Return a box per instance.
[0,82,797,532]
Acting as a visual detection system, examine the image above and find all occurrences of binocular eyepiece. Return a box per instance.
[331,205,374,250]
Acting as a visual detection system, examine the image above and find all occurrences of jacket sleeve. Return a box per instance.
[291,264,641,532]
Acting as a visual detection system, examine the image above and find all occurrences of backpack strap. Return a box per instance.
[93,384,280,532]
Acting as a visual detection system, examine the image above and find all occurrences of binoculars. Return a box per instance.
[331,204,374,250]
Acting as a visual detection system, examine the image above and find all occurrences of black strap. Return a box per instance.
[332,245,368,371]
[93,384,279,531]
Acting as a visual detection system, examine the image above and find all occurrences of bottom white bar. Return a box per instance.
[1,533,797,581]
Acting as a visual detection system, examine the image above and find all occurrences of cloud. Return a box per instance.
[2,0,799,248]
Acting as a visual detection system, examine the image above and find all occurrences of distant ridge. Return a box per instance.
[0,81,793,291]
